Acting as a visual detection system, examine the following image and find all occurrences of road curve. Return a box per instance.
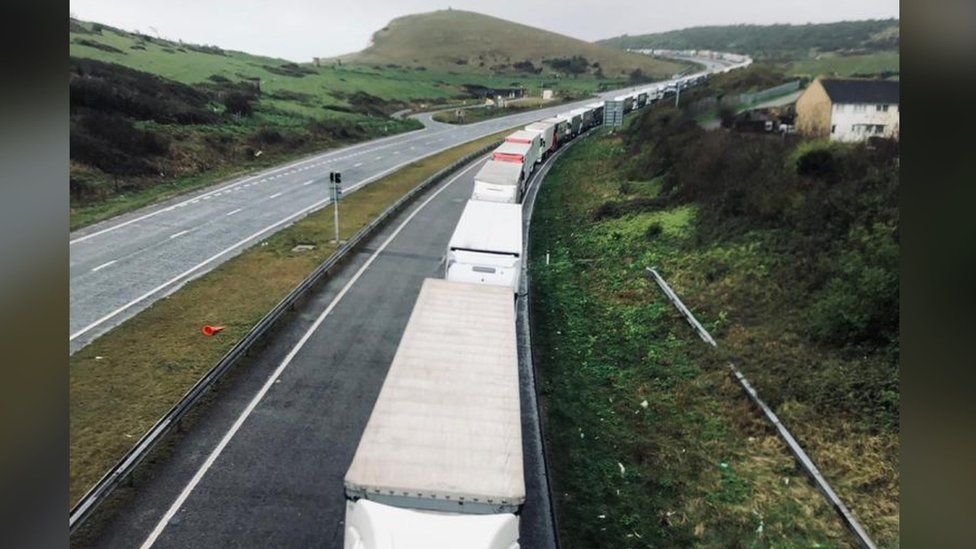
[68,56,735,354]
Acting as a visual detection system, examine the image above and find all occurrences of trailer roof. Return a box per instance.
[344,278,524,506]
[505,130,539,142]
[525,121,554,131]
[475,160,522,187]
[449,199,522,255]
[493,141,531,156]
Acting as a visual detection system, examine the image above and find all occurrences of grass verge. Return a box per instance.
[69,128,512,506]
[530,131,897,546]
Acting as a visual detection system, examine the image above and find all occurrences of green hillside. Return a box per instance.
[341,9,687,80]
[70,14,693,228]
[600,19,899,61]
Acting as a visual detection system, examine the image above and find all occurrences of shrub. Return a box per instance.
[223,92,254,116]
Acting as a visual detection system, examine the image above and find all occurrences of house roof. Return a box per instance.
[821,78,899,105]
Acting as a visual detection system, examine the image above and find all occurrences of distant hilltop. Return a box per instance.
[334,9,686,80]
[600,19,899,60]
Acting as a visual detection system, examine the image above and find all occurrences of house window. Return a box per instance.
[853,104,867,113]
[873,124,886,133]
[876,104,889,112]
[831,125,836,134]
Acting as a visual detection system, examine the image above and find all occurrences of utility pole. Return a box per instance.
[675,83,681,108]
[329,172,342,244]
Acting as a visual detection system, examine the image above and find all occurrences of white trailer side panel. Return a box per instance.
[344,279,524,509]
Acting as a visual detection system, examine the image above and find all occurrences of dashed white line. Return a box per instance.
[374,156,383,161]
[91,260,117,273]
[302,180,315,186]
[354,162,363,167]
[269,192,283,199]
[225,208,243,217]
[169,229,191,239]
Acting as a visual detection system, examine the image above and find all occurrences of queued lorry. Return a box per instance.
[492,141,535,184]
[472,160,523,204]
[524,120,556,158]
[504,130,542,165]
[541,116,570,146]
[562,111,583,137]
[445,200,523,293]
[343,278,524,549]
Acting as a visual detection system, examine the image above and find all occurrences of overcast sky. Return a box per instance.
[69,0,899,62]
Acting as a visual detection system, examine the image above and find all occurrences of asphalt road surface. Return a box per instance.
[68,55,737,353]
[76,148,569,548]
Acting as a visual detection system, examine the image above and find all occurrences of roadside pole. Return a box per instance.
[329,171,342,244]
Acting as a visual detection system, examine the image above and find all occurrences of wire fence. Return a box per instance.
[645,267,877,549]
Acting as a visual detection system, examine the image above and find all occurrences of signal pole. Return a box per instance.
[329,171,342,244]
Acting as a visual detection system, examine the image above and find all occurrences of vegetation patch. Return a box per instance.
[530,106,898,546]
[69,129,513,506]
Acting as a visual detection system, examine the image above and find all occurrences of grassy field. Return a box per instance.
[69,129,512,506]
[787,52,900,78]
[529,125,898,546]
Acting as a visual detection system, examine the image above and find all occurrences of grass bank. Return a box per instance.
[69,129,511,506]
[530,125,898,546]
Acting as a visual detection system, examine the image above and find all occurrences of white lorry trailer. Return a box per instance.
[343,278,524,549]
[492,141,534,184]
[472,159,523,204]
[445,200,523,293]
[505,130,542,165]
[524,121,556,158]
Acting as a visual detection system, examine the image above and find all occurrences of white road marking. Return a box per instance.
[374,156,383,161]
[354,162,363,167]
[269,192,283,199]
[169,230,191,239]
[302,180,315,186]
[91,260,117,273]
[225,208,243,217]
[190,200,200,205]
[137,157,487,549]
[70,196,333,342]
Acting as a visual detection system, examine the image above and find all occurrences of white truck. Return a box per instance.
[524,121,556,158]
[491,141,534,184]
[505,130,542,165]
[343,278,524,549]
[472,160,523,204]
[445,200,523,293]
[505,130,542,164]
[541,116,570,145]
[561,111,583,137]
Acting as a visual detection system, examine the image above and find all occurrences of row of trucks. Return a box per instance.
[341,70,728,545]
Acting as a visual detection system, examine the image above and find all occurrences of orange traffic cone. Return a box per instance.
[202,325,225,337]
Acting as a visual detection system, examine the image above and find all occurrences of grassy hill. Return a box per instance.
[340,9,686,80]
[600,19,899,60]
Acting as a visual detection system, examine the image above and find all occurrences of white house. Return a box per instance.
[796,78,900,142]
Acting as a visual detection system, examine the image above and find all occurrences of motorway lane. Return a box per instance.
[77,150,568,549]
[68,58,733,354]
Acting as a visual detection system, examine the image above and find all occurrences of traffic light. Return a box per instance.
[329,171,335,183]
[335,172,342,184]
